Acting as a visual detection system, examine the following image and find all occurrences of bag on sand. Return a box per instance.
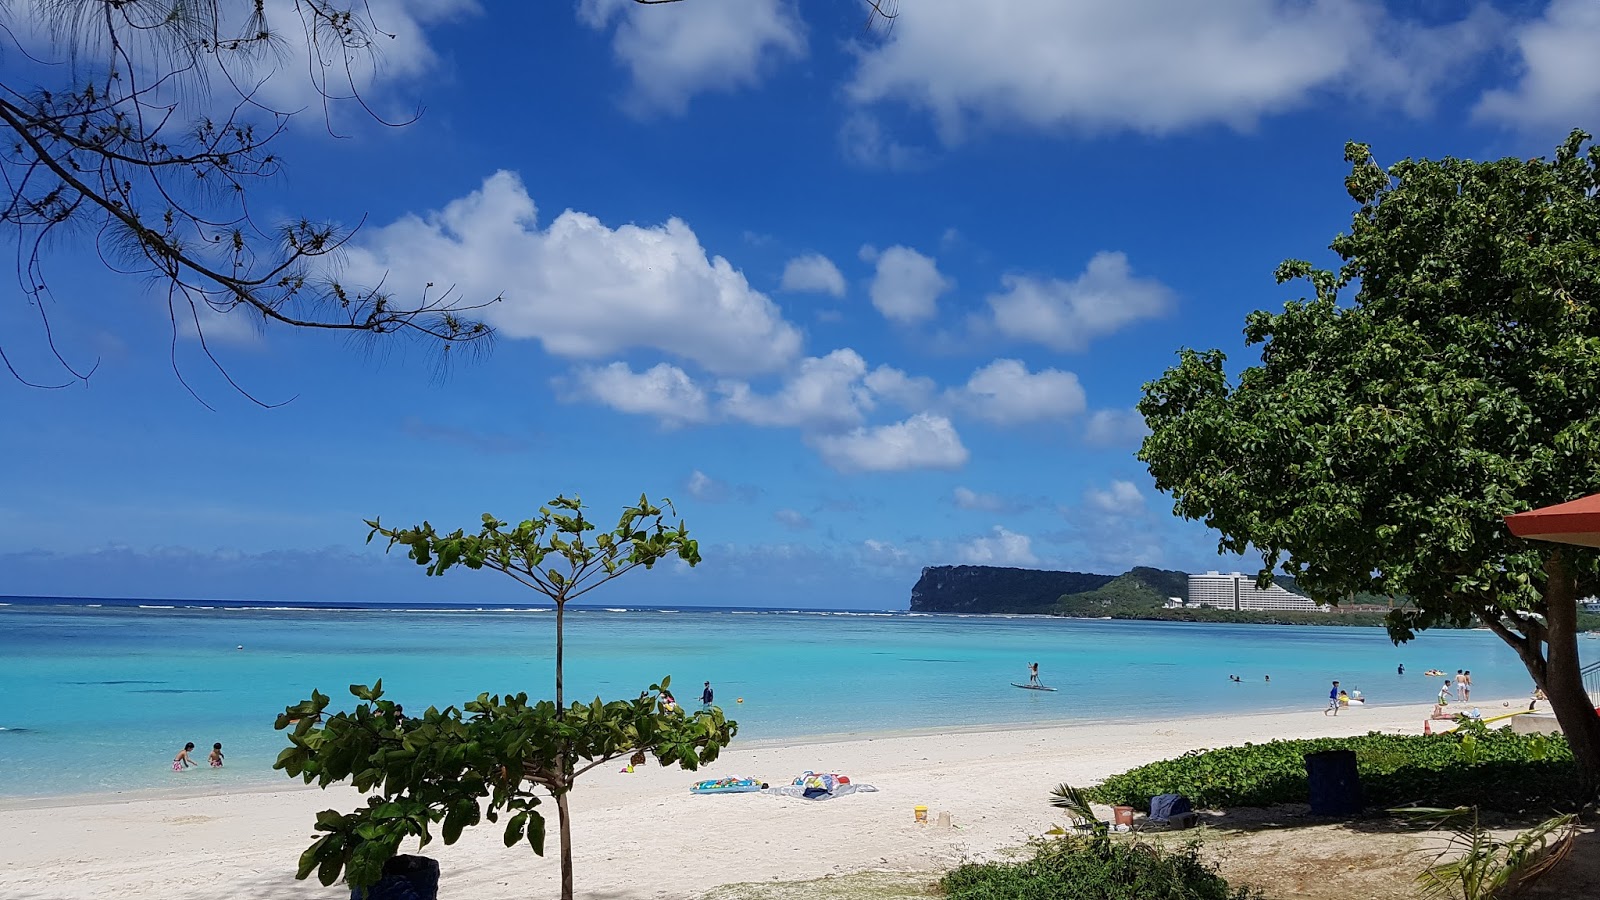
[1149,794,1192,822]
[351,855,440,900]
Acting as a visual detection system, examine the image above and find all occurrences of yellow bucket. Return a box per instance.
[914,805,928,823]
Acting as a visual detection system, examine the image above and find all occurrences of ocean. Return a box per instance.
[1,596,1585,799]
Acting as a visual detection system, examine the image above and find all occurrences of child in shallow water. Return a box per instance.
[173,742,198,771]
[208,742,224,768]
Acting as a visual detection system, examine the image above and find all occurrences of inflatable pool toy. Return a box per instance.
[690,777,764,795]
[736,698,743,703]
[1424,669,1445,676]
[1012,682,1058,691]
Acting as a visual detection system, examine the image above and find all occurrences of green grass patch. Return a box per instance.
[942,836,1258,900]
[1086,729,1580,814]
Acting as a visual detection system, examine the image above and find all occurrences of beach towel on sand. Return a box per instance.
[763,771,878,800]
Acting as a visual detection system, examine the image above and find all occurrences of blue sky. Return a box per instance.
[2,0,1596,608]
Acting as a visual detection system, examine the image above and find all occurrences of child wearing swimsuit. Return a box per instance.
[208,742,224,768]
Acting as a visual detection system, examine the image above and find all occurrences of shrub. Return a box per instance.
[1086,730,1581,813]
[941,836,1258,900]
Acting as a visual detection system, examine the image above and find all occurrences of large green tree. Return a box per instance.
[277,495,732,900]
[1138,130,1600,798]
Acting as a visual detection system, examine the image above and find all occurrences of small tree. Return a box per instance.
[1138,130,1600,799]
[276,494,732,900]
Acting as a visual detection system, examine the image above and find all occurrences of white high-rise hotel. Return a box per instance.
[1185,571,1325,612]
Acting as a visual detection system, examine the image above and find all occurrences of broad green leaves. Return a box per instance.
[1139,131,1600,635]
[286,494,727,895]
[276,682,736,887]
[365,494,701,602]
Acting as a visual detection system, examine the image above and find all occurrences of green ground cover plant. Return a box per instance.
[941,835,1259,900]
[1087,730,1580,814]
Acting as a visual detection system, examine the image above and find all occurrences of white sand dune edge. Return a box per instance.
[0,700,1504,900]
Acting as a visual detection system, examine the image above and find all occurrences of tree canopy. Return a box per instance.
[1138,130,1600,795]
[282,495,721,900]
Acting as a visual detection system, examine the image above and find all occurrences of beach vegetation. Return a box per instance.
[276,494,730,900]
[942,834,1259,900]
[1394,806,1578,900]
[1139,129,1600,799]
[1087,730,1581,813]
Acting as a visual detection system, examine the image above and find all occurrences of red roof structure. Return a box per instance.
[1504,493,1600,548]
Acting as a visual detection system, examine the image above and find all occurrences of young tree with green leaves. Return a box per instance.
[276,495,733,900]
[1138,130,1600,799]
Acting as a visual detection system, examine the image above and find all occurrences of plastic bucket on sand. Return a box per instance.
[1113,806,1135,827]
[914,805,928,823]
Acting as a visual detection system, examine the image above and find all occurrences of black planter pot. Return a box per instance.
[351,855,440,900]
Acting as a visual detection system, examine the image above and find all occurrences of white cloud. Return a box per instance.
[577,0,805,115]
[344,171,802,375]
[839,111,927,171]
[1087,480,1145,515]
[773,508,813,531]
[683,470,759,504]
[560,362,709,424]
[811,413,970,473]
[846,0,1493,139]
[1475,0,1600,133]
[720,349,871,429]
[686,470,720,501]
[1083,408,1151,448]
[986,252,1173,351]
[780,254,847,297]
[957,526,1039,566]
[947,359,1087,425]
[953,487,1008,512]
[869,246,950,323]
[863,365,937,411]
[860,538,915,568]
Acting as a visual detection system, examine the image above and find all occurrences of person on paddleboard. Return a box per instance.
[1028,662,1040,686]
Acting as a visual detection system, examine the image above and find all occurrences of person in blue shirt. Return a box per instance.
[1324,680,1341,716]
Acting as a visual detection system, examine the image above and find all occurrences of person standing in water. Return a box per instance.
[1462,671,1472,702]
[1398,663,1405,676]
[701,680,714,708]
[208,743,224,768]
[172,742,199,771]
[1028,662,1040,685]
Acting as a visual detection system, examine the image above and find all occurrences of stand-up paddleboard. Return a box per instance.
[1011,682,1058,692]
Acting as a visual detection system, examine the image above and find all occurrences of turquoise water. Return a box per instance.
[1,601,1584,799]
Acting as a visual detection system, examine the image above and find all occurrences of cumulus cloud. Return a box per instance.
[947,359,1086,425]
[577,0,805,115]
[986,252,1173,351]
[839,111,928,171]
[957,526,1039,566]
[846,0,1497,140]
[863,365,937,411]
[811,413,970,473]
[344,171,802,375]
[869,246,950,323]
[1083,408,1151,448]
[1474,0,1600,133]
[560,362,710,424]
[1086,480,1145,515]
[779,253,847,297]
[720,349,871,429]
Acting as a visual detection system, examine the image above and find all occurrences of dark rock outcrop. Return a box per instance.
[909,565,1116,614]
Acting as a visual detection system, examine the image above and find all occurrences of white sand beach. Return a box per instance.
[0,701,1507,900]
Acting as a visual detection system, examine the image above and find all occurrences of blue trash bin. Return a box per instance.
[351,855,440,900]
[1305,749,1363,816]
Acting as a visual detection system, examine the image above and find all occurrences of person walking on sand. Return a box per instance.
[1325,681,1341,716]
[208,742,224,768]
[172,742,199,771]
[701,681,714,708]
[1028,662,1040,686]
[1438,679,1453,707]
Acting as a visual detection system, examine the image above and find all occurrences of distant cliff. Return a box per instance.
[910,565,1119,614]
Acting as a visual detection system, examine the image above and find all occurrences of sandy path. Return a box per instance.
[0,701,1459,900]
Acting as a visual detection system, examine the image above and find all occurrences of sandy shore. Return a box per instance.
[0,700,1485,900]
